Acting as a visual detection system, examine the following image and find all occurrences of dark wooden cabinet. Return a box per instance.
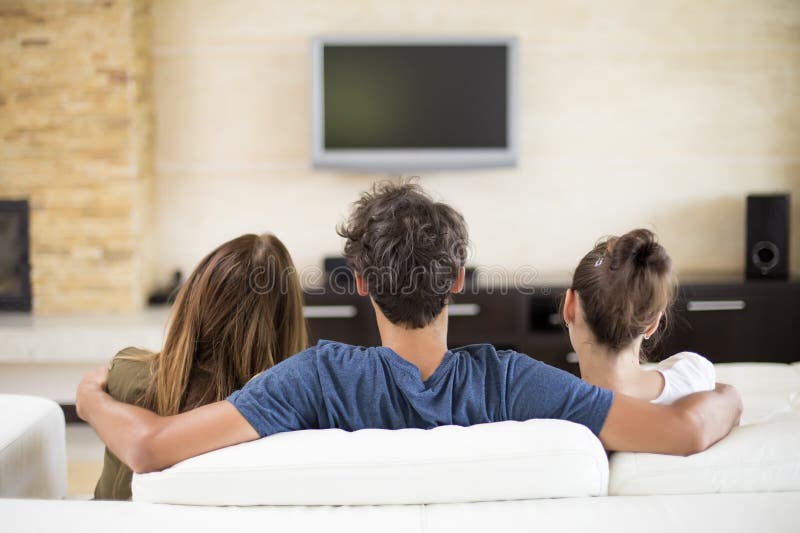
[304,280,800,373]
[520,291,572,369]
[517,281,800,373]
[447,291,525,350]
[659,281,800,364]
[304,291,379,348]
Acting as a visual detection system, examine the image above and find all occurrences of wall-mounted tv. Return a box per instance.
[311,37,517,171]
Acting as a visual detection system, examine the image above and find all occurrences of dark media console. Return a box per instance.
[304,280,800,374]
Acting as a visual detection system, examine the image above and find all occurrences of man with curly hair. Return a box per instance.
[77,181,742,474]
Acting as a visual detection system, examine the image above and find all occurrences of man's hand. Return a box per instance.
[714,382,743,426]
[76,366,110,422]
[75,367,259,473]
[599,382,742,456]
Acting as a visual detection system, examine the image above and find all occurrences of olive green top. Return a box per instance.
[93,347,153,501]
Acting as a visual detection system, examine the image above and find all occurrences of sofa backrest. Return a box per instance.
[133,362,800,505]
[132,419,609,505]
[610,412,800,496]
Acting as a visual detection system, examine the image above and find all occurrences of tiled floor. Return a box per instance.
[66,423,105,498]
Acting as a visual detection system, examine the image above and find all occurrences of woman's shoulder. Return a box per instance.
[652,351,716,404]
[658,351,715,382]
[107,347,154,405]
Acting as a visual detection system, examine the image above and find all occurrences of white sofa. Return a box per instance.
[3,492,798,533]
[2,362,799,533]
[0,394,66,500]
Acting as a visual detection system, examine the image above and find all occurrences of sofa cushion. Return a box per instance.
[6,493,800,533]
[133,419,608,505]
[713,363,800,424]
[714,363,800,395]
[0,394,67,499]
[609,413,800,496]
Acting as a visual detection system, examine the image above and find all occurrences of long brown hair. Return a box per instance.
[570,228,677,356]
[124,233,308,416]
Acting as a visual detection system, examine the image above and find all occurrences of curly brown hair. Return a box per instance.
[337,180,469,328]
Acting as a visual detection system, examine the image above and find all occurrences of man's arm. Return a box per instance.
[77,367,259,473]
[599,383,742,455]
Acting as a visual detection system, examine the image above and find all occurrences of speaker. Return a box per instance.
[746,194,790,280]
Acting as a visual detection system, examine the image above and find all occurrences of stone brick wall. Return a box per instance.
[0,0,154,314]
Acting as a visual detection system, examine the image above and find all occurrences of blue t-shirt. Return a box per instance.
[228,340,614,438]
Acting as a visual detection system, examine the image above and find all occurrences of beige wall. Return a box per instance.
[152,0,800,283]
[0,0,154,313]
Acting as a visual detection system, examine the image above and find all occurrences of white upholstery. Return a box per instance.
[2,498,420,533]
[0,395,66,499]
[610,363,800,496]
[714,363,800,423]
[422,492,800,533]
[609,412,800,495]
[4,493,800,533]
[133,419,608,505]
[3,362,800,530]
[714,363,800,393]
[134,361,800,506]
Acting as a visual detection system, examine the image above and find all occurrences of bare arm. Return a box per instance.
[77,367,259,473]
[599,383,742,456]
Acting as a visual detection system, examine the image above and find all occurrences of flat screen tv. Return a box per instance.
[311,37,517,171]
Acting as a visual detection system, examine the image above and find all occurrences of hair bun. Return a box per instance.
[613,229,671,275]
[633,238,657,267]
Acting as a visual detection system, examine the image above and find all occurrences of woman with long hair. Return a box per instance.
[94,233,308,500]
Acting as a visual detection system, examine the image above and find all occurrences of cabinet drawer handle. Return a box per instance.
[448,303,481,317]
[303,305,358,318]
[686,300,746,312]
[565,351,579,364]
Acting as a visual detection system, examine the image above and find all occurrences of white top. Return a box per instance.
[650,352,716,405]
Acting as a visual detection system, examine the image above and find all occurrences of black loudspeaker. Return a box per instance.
[746,194,790,280]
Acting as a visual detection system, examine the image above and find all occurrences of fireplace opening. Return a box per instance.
[0,200,31,311]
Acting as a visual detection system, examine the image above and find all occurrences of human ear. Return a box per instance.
[564,288,577,326]
[355,273,369,297]
[451,267,466,294]
[643,311,663,340]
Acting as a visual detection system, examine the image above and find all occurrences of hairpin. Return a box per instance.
[594,256,604,267]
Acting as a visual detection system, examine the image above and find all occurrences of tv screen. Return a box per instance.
[312,38,517,170]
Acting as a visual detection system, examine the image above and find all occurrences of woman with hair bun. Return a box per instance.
[563,228,715,404]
